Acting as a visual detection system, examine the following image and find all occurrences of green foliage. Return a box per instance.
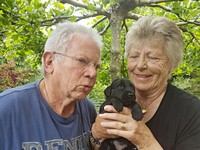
[171,76,200,98]
[0,0,74,69]
[0,0,47,68]
[89,80,107,111]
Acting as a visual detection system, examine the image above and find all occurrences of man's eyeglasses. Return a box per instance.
[53,52,100,70]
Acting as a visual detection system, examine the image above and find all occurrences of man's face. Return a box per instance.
[52,34,101,101]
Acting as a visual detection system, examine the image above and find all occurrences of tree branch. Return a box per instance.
[177,21,200,26]
[138,0,182,5]
[92,16,108,28]
[99,22,110,35]
[185,36,194,50]
[60,0,88,9]
[41,16,71,26]
[76,13,104,21]
[40,13,106,26]
[145,4,200,26]
[125,13,141,20]
[122,20,129,33]
[59,0,108,16]
[180,27,200,45]
[146,4,171,11]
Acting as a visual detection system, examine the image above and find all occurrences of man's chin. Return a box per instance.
[76,92,89,100]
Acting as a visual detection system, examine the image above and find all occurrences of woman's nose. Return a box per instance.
[136,55,147,70]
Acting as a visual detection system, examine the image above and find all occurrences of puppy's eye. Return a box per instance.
[129,83,134,88]
[116,84,124,89]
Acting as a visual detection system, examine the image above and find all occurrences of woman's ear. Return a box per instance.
[43,52,54,74]
[169,66,175,74]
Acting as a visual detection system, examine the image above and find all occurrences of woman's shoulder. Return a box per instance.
[165,83,200,113]
[167,83,199,102]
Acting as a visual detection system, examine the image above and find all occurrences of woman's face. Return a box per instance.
[127,41,172,93]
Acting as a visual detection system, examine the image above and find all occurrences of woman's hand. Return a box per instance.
[92,105,163,150]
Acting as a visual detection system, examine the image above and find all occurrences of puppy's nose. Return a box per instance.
[128,92,134,97]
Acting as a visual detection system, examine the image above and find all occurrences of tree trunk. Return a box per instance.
[110,5,124,81]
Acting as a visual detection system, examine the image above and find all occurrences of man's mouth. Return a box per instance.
[81,85,93,92]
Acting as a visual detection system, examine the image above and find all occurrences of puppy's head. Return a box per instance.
[104,78,136,107]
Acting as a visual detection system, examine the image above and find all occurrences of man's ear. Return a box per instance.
[104,86,111,97]
[43,52,54,74]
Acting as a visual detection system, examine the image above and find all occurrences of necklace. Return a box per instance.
[141,107,147,114]
[140,103,154,114]
[139,96,162,115]
[140,87,167,115]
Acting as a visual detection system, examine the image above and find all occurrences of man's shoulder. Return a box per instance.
[1,80,39,96]
[0,80,40,109]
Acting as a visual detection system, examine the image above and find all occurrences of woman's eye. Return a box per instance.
[149,57,158,60]
[148,56,160,63]
[148,56,160,61]
[130,55,138,58]
[129,55,139,61]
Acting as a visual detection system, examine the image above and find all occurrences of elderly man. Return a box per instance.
[0,21,102,150]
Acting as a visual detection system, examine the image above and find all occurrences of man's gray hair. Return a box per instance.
[42,21,102,75]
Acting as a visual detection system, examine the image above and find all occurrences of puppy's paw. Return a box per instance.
[113,102,123,112]
[132,104,143,121]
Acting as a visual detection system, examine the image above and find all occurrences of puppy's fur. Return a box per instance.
[99,78,143,150]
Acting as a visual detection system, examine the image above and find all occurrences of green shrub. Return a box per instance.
[171,77,200,99]
[0,61,41,92]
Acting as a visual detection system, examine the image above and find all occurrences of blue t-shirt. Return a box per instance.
[0,80,97,150]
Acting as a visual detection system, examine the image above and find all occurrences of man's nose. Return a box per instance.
[84,65,98,78]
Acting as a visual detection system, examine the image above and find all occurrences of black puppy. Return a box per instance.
[99,78,143,150]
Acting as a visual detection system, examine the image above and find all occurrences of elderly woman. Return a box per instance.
[91,16,200,150]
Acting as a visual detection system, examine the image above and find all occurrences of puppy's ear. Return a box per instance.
[104,86,111,97]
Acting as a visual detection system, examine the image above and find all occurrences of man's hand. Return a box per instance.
[92,105,119,141]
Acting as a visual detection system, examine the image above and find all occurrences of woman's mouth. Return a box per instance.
[135,74,152,80]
